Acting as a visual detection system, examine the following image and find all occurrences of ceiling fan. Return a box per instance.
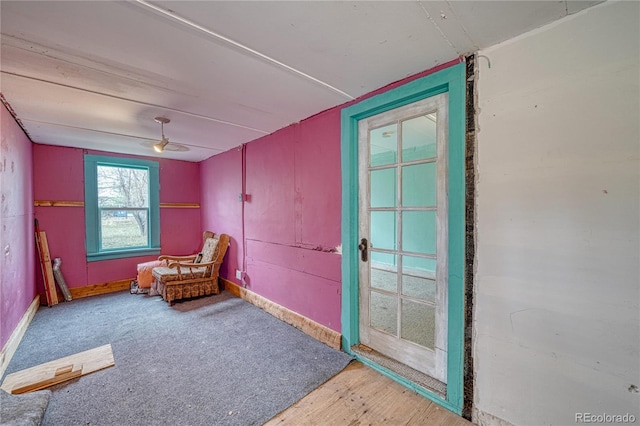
[153,117,170,153]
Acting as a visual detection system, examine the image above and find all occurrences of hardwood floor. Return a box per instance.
[266,361,473,425]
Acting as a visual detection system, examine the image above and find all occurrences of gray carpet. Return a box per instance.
[1,291,352,425]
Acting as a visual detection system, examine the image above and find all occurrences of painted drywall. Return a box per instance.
[32,144,203,291]
[0,104,36,350]
[200,147,244,281]
[200,110,343,331]
[243,110,343,330]
[199,60,461,333]
[474,2,640,425]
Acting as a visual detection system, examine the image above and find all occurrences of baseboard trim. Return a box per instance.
[221,278,342,351]
[0,296,40,378]
[70,278,133,299]
[39,278,134,304]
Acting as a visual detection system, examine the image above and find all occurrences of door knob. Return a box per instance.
[358,238,368,262]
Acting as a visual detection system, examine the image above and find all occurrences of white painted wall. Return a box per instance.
[474,2,639,425]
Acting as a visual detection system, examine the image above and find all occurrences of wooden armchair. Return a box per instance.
[152,231,230,305]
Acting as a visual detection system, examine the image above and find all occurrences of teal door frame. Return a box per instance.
[340,62,466,414]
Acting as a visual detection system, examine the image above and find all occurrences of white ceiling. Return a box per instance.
[1,1,602,162]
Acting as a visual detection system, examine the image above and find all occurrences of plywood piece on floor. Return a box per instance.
[265,361,472,425]
[11,364,83,394]
[1,344,114,394]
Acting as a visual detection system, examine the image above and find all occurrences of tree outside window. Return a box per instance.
[97,165,149,250]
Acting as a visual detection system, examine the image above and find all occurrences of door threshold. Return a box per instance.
[351,344,446,398]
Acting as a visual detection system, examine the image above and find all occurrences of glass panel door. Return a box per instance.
[358,93,448,382]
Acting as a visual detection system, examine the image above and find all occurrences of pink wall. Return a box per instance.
[201,109,343,331]
[32,145,203,291]
[199,60,461,333]
[200,148,243,281]
[1,105,36,350]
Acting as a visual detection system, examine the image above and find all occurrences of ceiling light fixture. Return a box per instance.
[153,117,170,153]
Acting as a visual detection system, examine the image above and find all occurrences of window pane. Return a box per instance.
[401,113,437,162]
[97,165,149,208]
[100,210,148,250]
[371,251,396,265]
[403,254,436,275]
[371,211,396,251]
[371,291,397,336]
[401,300,435,349]
[402,211,436,254]
[370,124,397,167]
[370,267,397,293]
[370,168,396,208]
[402,255,436,302]
[402,162,436,207]
[371,253,397,270]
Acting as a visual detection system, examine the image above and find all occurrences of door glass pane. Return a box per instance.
[401,300,435,349]
[370,124,397,167]
[371,253,397,270]
[371,291,397,335]
[100,210,148,250]
[401,255,436,302]
[370,168,396,208]
[371,211,396,251]
[371,251,396,265]
[370,267,397,293]
[402,211,436,254]
[402,162,436,207]
[402,276,436,302]
[401,113,437,162]
[403,254,436,275]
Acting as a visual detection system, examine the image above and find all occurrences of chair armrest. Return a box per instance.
[159,255,197,262]
[168,260,214,268]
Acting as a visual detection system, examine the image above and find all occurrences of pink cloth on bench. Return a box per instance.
[137,260,165,288]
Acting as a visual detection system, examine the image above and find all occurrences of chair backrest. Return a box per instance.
[210,234,230,275]
[197,232,229,271]
[200,235,220,263]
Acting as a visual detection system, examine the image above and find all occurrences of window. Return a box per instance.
[84,155,160,261]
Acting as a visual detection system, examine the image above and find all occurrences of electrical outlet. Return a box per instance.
[235,269,243,280]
